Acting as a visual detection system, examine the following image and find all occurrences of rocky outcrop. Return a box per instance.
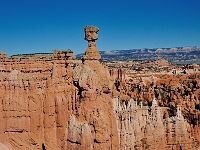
[82,26,101,61]
[65,26,119,150]
[0,26,119,150]
[0,49,76,150]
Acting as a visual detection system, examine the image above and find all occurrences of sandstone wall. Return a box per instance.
[0,50,77,149]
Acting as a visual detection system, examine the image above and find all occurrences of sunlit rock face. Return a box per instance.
[0,50,76,150]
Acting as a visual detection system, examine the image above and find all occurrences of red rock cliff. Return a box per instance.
[0,50,77,149]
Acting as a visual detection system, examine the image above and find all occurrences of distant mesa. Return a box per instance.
[76,46,200,64]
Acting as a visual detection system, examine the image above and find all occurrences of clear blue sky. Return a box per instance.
[1,0,200,56]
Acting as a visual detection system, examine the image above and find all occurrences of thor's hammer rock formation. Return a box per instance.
[82,26,101,61]
[67,26,119,150]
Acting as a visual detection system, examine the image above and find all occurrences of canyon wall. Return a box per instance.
[0,50,76,149]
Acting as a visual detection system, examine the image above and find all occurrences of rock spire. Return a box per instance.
[82,26,101,61]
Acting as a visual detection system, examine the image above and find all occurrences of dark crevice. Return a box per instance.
[94,139,101,143]
[42,143,46,150]
[4,130,24,133]
[73,81,84,98]
[67,139,81,145]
